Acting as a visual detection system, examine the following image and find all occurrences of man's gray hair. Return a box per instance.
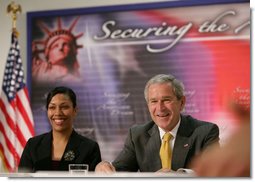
[144,74,185,102]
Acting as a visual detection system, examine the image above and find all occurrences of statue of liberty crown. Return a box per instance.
[33,17,83,58]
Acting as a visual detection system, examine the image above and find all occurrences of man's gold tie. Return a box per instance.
[160,133,173,169]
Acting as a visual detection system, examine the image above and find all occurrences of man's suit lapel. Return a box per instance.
[144,124,162,171]
[172,115,192,171]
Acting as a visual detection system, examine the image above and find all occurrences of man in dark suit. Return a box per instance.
[95,74,219,172]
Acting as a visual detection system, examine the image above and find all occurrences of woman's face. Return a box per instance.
[47,93,77,133]
[48,37,73,65]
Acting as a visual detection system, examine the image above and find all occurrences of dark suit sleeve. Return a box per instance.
[18,138,34,172]
[203,123,220,149]
[112,128,139,172]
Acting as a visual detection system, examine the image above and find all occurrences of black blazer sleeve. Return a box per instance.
[18,137,35,172]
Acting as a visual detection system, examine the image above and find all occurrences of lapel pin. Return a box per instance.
[183,144,189,148]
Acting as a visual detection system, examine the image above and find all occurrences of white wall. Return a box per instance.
[0,0,173,89]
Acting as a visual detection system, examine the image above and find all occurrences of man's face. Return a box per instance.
[147,83,185,132]
[48,37,73,65]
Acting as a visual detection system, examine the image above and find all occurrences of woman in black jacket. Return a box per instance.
[18,86,101,172]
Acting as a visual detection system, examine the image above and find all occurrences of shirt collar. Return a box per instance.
[158,116,181,140]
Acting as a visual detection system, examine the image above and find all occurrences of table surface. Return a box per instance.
[1,171,196,178]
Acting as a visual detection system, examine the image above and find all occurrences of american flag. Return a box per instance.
[0,32,34,172]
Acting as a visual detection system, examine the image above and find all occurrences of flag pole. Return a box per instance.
[4,1,23,172]
[6,1,22,37]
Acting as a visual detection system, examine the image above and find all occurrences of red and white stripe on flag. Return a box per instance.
[0,32,34,172]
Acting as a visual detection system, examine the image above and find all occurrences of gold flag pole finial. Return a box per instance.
[7,1,22,36]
